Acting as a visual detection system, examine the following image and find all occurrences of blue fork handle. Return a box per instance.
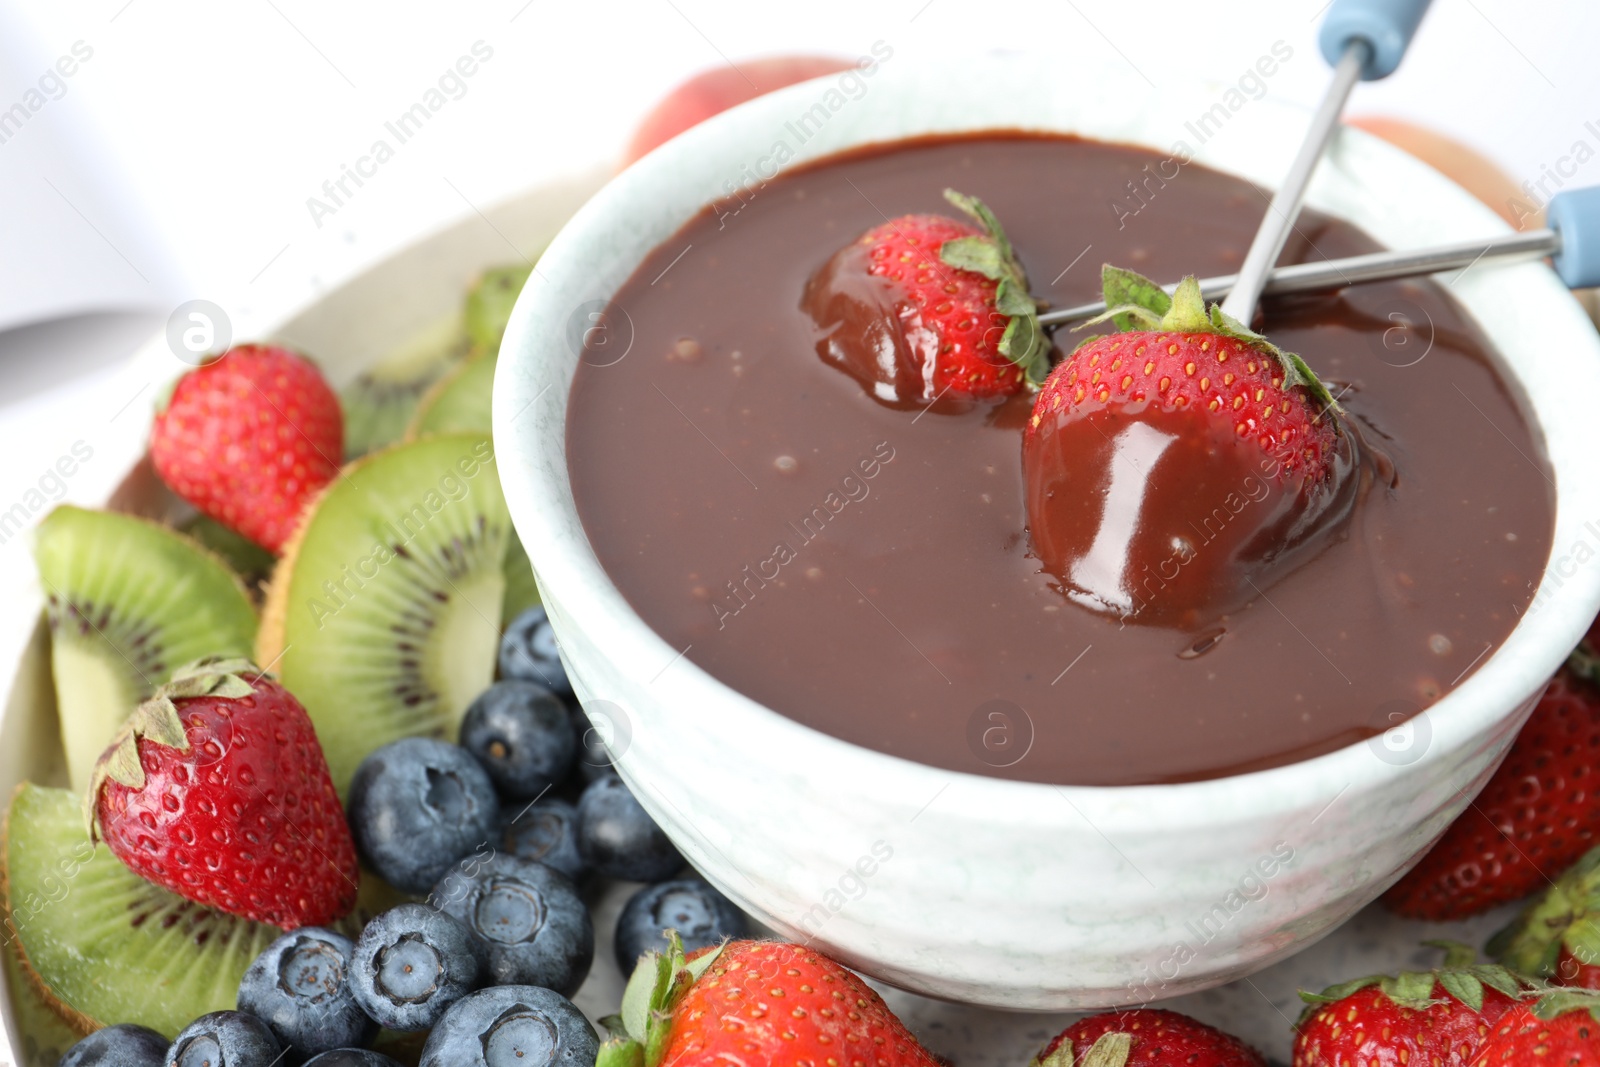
[1550,187,1600,290]
[1319,0,1435,80]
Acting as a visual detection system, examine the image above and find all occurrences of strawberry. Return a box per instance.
[86,657,358,929]
[1293,946,1528,1067]
[596,935,939,1067]
[1023,266,1357,627]
[1030,1009,1264,1067]
[1470,989,1600,1067]
[803,188,1048,406]
[150,343,342,553]
[1385,666,1600,921]
[1489,845,1600,989]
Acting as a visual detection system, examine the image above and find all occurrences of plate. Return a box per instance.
[0,160,1560,1066]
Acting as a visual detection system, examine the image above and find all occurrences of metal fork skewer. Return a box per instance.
[1037,228,1562,331]
[1218,41,1370,324]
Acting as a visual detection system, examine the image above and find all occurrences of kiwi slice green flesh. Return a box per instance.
[3,783,282,1038]
[464,264,534,352]
[340,311,470,459]
[34,507,258,791]
[404,353,541,620]
[259,434,512,792]
[408,349,496,439]
[3,932,83,1061]
[180,514,276,592]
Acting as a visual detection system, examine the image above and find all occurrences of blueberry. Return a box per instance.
[348,737,501,894]
[302,1049,406,1067]
[461,680,577,799]
[614,878,747,973]
[569,704,614,783]
[429,853,593,995]
[499,608,572,695]
[350,903,483,1031]
[420,986,597,1067]
[61,1023,167,1066]
[237,927,376,1058]
[303,1050,406,1066]
[497,798,586,882]
[576,775,682,882]
[166,1011,282,1067]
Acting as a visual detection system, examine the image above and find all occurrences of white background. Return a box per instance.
[4,0,1597,335]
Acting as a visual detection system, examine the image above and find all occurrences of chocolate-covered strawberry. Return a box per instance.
[1024,266,1360,628]
[803,188,1048,406]
[86,657,358,928]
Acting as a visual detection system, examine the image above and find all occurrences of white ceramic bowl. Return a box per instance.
[498,52,1600,1010]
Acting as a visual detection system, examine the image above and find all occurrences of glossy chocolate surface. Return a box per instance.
[567,133,1553,785]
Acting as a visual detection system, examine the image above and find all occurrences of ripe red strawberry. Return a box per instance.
[86,657,358,929]
[1031,1009,1264,1067]
[597,936,939,1067]
[1489,846,1600,989]
[1023,266,1356,627]
[803,188,1047,406]
[1470,989,1600,1067]
[1294,949,1528,1067]
[151,343,342,553]
[1385,666,1600,920]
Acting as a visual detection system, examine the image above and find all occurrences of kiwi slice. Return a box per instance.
[3,933,82,1062]
[407,350,496,439]
[2,782,281,1037]
[502,535,542,621]
[180,514,277,593]
[464,264,534,352]
[340,312,470,459]
[34,507,258,791]
[3,785,413,1040]
[404,355,540,620]
[259,434,513,791]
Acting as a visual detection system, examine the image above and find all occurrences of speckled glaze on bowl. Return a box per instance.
[495,52,1600,1009]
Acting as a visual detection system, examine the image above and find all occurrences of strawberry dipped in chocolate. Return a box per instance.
[802,188,1049,407]
[1024,266,1362,629]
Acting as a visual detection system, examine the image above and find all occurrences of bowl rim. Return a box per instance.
[497,51,1600,828]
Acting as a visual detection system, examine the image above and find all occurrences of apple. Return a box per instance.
[624,55,856,164]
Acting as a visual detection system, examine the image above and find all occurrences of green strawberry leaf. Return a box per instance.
[1470,964,1528,1002]
[1529,987,1600,1023]
[944,189,1016,262]
[1029,1039,1074,1067]
[1101,265,1172,321]
[1158,276,1211,333]
[596,1039,646,1067]
[940,236,1008,281]
[1379,970,1442,1011]
[1081,1032,1132,1067]
[1437,970,1483,1012]
[1299,974,1384,1008]
[938,188,1050,387]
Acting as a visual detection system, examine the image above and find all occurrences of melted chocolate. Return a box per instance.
[566,133,1554,785]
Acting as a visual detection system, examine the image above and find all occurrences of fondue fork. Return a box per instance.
[1039,187,1600,330]
[1219,0,1435,324]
